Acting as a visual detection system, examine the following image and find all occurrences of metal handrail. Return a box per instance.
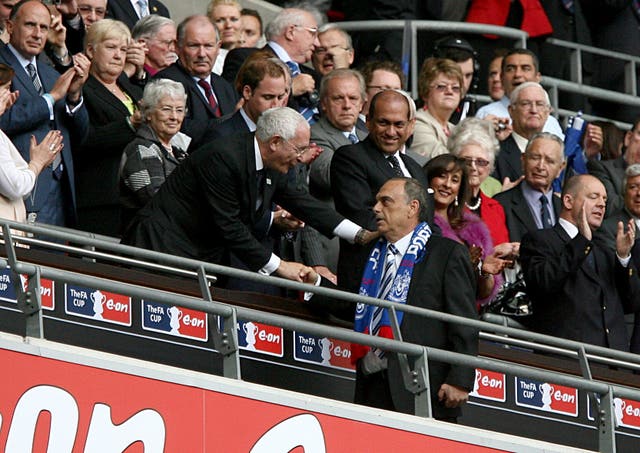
[2,219,640,451]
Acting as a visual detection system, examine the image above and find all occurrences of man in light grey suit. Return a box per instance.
[305,68,368,281]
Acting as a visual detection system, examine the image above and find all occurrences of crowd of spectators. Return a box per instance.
[0,0,640,417]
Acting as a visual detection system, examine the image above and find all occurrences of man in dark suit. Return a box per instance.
[495,132,565,242]
[492,81,552,185]
[155,15,237,151]
[331,89,434,294]
[0,0,89,227]
[521,174,640,350]
[222,7,321,121]
[306,178,477,419]
[122,107,376,284]
[106,0,169,30]
[595,164,640,353]
[588,118,640,217]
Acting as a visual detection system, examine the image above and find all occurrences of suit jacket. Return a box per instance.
[331,136,434,293]
[0,45,89,226]
[311,235,478,418]
[154,63,238,151]
[494,183,561,242]
[521,223,640,350]
[587,155,625,217]
[122,133,345,271]
[106,0,170,30]
[208,110,251,141]
[408,108,451,166]
[493,135,523,184]
[75,73,142,236]
[309,116,368,201]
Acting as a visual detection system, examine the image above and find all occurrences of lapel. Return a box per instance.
[86,74,132,116]
[246,134,259,219]
[173,63,216,116]
[0,46,39,97]
[318,117,351,147]
[512,185,538,231]
[505,137,523,178]
[120,0,141,26]
[554,223,601,284]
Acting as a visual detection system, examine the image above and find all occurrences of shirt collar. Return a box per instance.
[558,217,578,239]
[390,230,413,257]
[240,108,257,132]
[512,131,528,153]
[267,41,292,63]
[254,136,264,171]
[7,44,36,68]
[341,127,357,139]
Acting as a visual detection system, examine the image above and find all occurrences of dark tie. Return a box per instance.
[561,0,574,13]
[255,169,265,211]
[26,63,43,95]
[387,155,404,178]
[539,195,553,228]
[348,133,359,144]
[197,79,221,117]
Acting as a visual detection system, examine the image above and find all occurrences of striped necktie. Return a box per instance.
[26,63,43,95]
[138,0,149,17]
[197,79,221,117]
[348,133,359,144]
[539,195,553,228]
[369,243,398,358]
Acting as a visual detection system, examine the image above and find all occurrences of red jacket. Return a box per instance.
[466,0,553,38]
[479,191,510,246]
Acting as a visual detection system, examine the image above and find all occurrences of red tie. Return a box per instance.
[197,78,221,117]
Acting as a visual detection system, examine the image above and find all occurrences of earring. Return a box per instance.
[454,196,458,207]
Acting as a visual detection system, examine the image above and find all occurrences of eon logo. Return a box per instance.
[470,369,506,402]
[2,385,165,452]
[238,321,284,357]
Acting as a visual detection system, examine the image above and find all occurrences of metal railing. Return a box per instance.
[2,218,640,452]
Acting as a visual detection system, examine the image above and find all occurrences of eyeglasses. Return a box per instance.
[284,139,309,157]
[430,83,461,94]
[462,157,490,168]
[514,100,549,110]
[157,106,186,116]
[294,25,318,37]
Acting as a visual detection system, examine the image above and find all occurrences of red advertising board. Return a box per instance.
[0,348,506,452]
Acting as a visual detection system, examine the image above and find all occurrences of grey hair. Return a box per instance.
[131,14,175,40]
[265,6,323,41]
[509,81,551,107]
[525,132,566,161]
[140,79,187,119]
[318,24,352,49]
[397,177,429,222]
[448,117,499,171]
[623,163,640,188]
[177,15,219,46]
[256,107,308,141]
[319,68,365,101]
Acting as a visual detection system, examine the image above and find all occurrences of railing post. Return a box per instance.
[412,348,432,418]
[569,48,582,85]
[410,20,419,98]
[212,307,241,380]
[401,20,412,92]
[597,386,617,453]
[624,60,637,96]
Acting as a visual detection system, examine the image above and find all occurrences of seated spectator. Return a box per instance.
[425,154,508,308]
[75,19,143,236]
[239,8,263,48]
[106,0,170,31]
[520,174,639,350]
[358,60,403,125]
[0,86,62,223]
[475,49,564,140]
[311,25,354,77]
[487,48,507,102]
[131,14,177,77]
[409,58,462,165]
[493,81,552,185]
[495,132,564,242]
[588,118,640,217]
[119,79,188,228]
[207,0,242,75]
[448,118,509,245]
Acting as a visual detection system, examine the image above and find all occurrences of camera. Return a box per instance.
[298,90,319,108]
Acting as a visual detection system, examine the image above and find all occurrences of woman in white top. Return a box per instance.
[0,86,62,223]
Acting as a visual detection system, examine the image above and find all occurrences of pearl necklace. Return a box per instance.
[466,196,481,211]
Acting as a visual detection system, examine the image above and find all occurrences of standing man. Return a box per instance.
[222,7,321,122]
[155,15,237,151]
[493,81,552,184]
[307,178,478,419]
[521,174,639,350]
[588,118,640,217]
[0,0,90,226]
[131,14,177,76]
[331,89,433,294]
[123,107,376,284]
[475,48,564,139]
[106,0,169,31]
[495,133,565,242]
[310,24,354,77]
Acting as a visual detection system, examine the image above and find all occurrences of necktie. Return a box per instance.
[284,61,317,124]
[561,0,574,13]
[348,133,359,144]
[137,0,149,17]
[369,244,398,358]
[539,195,553,228]
[285,61,301,77]
[255,169,265,211]
[26,63,43,95]
[387,155,404,178]
[197,79,221,117]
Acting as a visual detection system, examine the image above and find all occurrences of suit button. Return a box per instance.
[603,305,606,311]
[606,328,610,334]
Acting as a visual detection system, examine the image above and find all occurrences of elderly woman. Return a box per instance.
[0,86,63,223]
[410,58,463,165]
[208,0,243,74]
[425,154,508,308]
[448,118,509,246]
[119,79,189,229]
[75,19,143,237]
